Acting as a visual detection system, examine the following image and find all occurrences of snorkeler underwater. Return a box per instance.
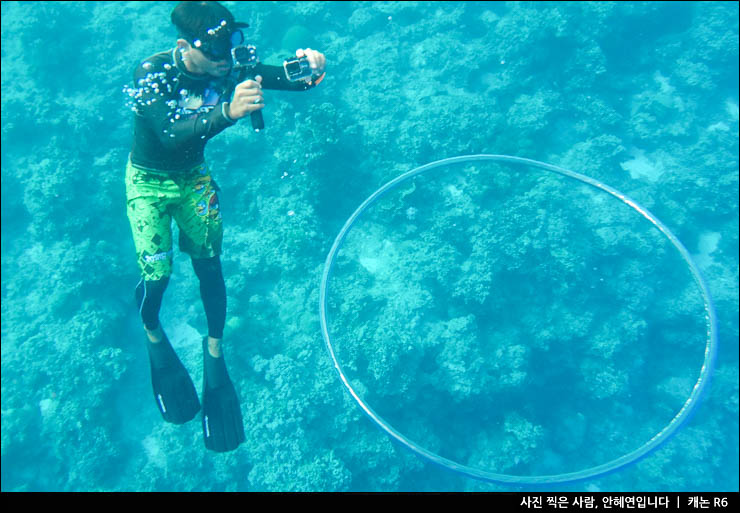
[1,1,738,493]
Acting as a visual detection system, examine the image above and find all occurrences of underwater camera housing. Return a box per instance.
[283,55,313,82]
[231,44,258,70]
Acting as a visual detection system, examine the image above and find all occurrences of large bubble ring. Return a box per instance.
[319,155,718,485]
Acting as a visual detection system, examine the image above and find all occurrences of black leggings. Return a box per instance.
[135,255,227,339]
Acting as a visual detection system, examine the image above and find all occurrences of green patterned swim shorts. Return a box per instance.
[125,159,223,281]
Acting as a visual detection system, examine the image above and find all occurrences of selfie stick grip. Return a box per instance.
[250,110,264,132]
[247,71,264,132]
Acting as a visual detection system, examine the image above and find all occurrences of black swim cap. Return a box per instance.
[171,1,248,43]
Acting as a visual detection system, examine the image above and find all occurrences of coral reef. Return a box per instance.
[1,1,737,492]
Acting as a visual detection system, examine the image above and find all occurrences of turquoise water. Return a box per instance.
[1,1,737,492]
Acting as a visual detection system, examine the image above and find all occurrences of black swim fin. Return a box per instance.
[147,330,201,424]
[201,337,245,452]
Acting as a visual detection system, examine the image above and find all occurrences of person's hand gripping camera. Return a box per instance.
[227,47,325,131]
[285,48,326,83]
[227,76,264,122]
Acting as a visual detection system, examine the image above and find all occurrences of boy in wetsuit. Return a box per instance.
[124,1,326,452]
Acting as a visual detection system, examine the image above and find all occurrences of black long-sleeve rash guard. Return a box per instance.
[126,47,319,171]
